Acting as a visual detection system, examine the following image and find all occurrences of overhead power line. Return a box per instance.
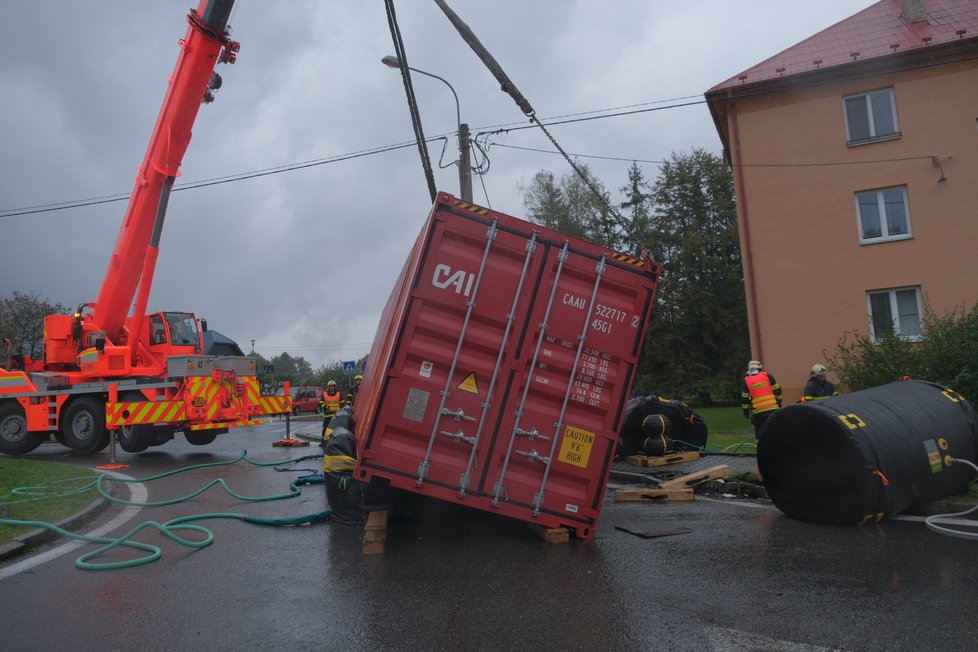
[1,96,709,219]
[253,342,373,351]
[488,142,938,169]
[4,48,970,221]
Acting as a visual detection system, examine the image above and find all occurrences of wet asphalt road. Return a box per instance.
[1,418,976,651]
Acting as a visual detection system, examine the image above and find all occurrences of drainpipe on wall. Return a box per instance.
[728,100,763,363]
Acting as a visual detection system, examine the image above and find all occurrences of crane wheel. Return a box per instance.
[0,401,45,456]
[184,430,220,446]
[61,397,108,454]
[118,424,152,453]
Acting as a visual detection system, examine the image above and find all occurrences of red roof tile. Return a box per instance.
[710,0,978,91]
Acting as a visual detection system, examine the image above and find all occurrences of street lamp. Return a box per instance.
[382,55,472,202]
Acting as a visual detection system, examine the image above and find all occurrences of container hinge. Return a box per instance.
[458,470,473,498]
[440,429,476,446]
[516,427,549,442]
[441,407,476,422]
[490,480,506,506]
[415,461,429,487]
[532,490,546,516]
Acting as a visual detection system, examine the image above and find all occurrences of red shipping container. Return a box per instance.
[354,193,662,539]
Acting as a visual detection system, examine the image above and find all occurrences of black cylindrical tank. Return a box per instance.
[758,380,977,525]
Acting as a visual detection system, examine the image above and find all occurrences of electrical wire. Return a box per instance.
[669,437,758,456]
[485,141,937,170]
[924,458,978,541]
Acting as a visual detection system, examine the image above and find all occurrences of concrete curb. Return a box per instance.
[0,490,115,562]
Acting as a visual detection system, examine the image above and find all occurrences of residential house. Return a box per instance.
[705,0,978,401]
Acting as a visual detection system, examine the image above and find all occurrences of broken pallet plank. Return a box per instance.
[658,464,730,490]
[614,488,694,503]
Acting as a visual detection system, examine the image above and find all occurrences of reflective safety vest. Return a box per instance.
[321,389,343,415]
[746,371,779,413]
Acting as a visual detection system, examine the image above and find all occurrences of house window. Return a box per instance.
[844,89,900,145]
[867,287,922,341]
[856,186,911,243]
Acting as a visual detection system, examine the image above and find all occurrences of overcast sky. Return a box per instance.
[0,0,872,369]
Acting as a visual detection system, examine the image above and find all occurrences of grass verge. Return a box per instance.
[696,406,757,455]
[0,458,101,547]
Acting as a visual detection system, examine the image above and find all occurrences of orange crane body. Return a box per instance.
[0,1,290,456]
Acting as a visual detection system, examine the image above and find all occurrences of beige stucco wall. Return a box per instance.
[726,60,978,402]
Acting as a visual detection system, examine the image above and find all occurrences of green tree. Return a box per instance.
[520,163,624,249]
[309,361,345,389]
[828,301,978,400]
[619,162,654,257]
[0,290,68,360]
[518,151,748,403]
[634,149,748,403]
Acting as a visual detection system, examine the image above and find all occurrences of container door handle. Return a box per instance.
[416,220,498,486]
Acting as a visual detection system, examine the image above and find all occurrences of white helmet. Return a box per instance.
[811,364,828,376]
[327,380,337,388]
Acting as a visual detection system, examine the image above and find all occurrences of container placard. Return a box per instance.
[403,388,430,423]
[558,426,596,468]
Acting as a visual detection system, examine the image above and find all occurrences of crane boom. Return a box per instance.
[92,0,238,342]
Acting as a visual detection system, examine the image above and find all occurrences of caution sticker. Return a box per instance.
[457,371,479,395]
[557,425,595,468]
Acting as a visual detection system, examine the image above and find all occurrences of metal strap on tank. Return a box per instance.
[530,254,606,516]
[416,219,498,486]
[491,241,570,506]
[457,232,539,497]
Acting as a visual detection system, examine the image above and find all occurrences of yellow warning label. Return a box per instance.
[557,426,596,469]
[457,371,480,395]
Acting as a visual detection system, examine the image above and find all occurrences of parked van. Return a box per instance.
[276,386,323,415]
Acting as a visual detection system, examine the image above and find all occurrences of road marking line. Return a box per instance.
[0,470,147,581]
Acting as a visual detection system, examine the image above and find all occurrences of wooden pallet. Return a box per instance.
[626,450,701,467]
[362,510,388,555]
[614,488,694,503]
[528,523,570,544]
[658,464,730,489]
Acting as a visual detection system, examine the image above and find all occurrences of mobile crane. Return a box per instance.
[0,0,289,456]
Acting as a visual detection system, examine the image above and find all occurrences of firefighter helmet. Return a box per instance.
[747,360,763,371]
[811,364,828,376]
[327,380,337,388]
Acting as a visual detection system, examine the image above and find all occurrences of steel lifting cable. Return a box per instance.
[386,0,438,203]
[432,0,647,255]
[0,450,332,570]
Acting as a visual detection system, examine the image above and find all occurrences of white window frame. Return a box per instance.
[855,186,912,244]
[844,88,900,146]
[867,287,923,342]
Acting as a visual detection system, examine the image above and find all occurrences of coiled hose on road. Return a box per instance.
[0,450,331,571]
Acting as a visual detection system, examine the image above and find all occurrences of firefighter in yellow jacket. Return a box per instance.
[320,380,343,445]
[741,360,782,438]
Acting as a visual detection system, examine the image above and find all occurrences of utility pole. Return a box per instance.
[459,123,472,202]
